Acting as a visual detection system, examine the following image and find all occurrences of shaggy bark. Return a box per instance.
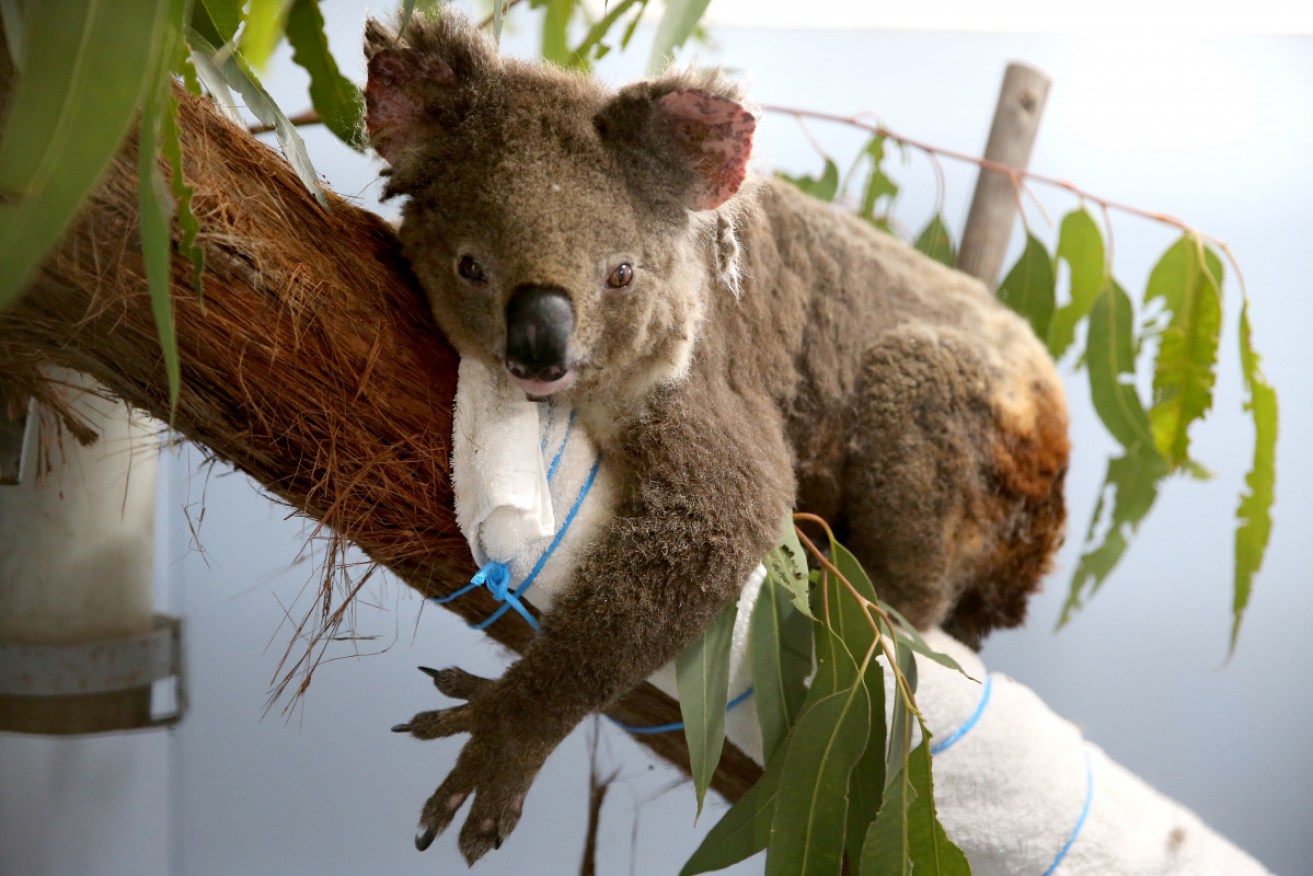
[0,84,760,800]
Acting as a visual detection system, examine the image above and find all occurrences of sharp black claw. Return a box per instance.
[391,723,411,733]
[493,836,503,850]
[418,665,442,679]
[415,828,436,851]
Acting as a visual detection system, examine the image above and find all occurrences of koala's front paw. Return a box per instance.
[392,665,539,865]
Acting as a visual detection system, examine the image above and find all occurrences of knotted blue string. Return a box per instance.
[430,560,542,631]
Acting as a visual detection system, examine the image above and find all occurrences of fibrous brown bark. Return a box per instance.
[0,85,759,800]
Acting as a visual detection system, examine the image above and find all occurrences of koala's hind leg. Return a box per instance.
[840,325,1068,647]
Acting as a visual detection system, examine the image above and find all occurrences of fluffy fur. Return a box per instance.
[365,12,1068,864]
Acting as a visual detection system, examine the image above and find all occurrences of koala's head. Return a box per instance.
[363,13,755,402]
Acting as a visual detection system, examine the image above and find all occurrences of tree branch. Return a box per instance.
[0,85,760,801]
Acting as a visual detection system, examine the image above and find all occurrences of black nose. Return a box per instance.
[504,285,574,382]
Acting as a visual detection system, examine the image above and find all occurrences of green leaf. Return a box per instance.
[766,643,871,876]
[241,0,292,70]
[997,232,1056,341]
[1144,236,1224,469]
[138,0,188,419]
[2,0,26,67]
[914,214,956,268]
[194,0,242,44]
[1232,302,1277,652]
[680,743,783,875]
[490,0,509,42]
[285,0,365,149]
[858,135,899,225]
[845,654,886,868]
[860,756,911,876]
[862,738,970,876]
[1047,208,1107,359]
[778,158,840,204]
[161,87,204,297]
[566,0,640,71]
[1086,279,1158,453]
[885,639,918,790]
[0,0,168,308]
[677,598,738,816]
[646,0,711,72]
[1061,445,1169,625]
[751,557,813,762]
[186,27,328,208]
[539,0,573,66]
[764,518,814,620]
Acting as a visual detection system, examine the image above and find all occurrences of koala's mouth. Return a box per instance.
[508,368,577,400]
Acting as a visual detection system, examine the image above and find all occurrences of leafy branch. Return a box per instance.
[679,514,971,875]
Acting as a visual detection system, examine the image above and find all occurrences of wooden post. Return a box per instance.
[957,63,1052,289]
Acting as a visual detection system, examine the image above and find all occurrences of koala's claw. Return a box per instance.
[419,665,494,702]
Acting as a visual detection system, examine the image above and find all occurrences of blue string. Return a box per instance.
[545,410,575,483]
[1041,749,1094,875]
[611,686,756,735]
[931,674,993,755]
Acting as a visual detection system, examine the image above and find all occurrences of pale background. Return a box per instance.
[2,2,1310,874]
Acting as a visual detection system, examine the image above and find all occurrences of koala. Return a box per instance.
[364,12,1068,864]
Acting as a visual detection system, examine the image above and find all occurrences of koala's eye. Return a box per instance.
[457,255,486,282]
[606,262,634,289]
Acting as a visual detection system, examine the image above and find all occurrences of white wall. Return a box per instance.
[2,5,1309,874]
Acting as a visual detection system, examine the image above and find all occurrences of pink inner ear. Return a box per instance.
[365,49,457,162]
[657,90,756,211]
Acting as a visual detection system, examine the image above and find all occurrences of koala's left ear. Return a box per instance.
[362,13,497,166]
[597,81,756,213]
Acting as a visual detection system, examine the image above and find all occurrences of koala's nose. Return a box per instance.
[504,285,574,382]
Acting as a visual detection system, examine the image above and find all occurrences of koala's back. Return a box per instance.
[725,179,1069,645]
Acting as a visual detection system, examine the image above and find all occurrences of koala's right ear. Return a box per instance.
[362,14,497,166]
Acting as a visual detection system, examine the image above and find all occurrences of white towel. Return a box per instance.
[446,364,1272,876]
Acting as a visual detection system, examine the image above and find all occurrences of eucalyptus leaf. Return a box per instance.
[490,0,508,42]
[885,639,917,791]
[566,0,640,71]
[186,27,328,208]
[860,756,912,876]
[677,598,738,816]
[914,214,956,268]
[1061,445,1169,625]
[764,517,814,620]
[647,0,712,73]
[845,654,887,867]
[858,135,899,225]
[750,559,813,762]
[997,231,1056,340]
[539,0,572,65]
[863,737,970,876]
[1232,302,1277,652]
[242,0,292,71]
[286,0,365,149]
[1,0,25,67]
[767,682,871,876]
[680,742,784,875]
[779,158,840,204]
[137,0,188,418]
[162,87,204,297]
[1087,279,1157,453]
[1047,208,1107,360]
[1145,236,1224,469]
[194,0,242,44]
[0,0,165,307]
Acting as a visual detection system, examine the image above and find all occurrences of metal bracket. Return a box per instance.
[0,614,187,728]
